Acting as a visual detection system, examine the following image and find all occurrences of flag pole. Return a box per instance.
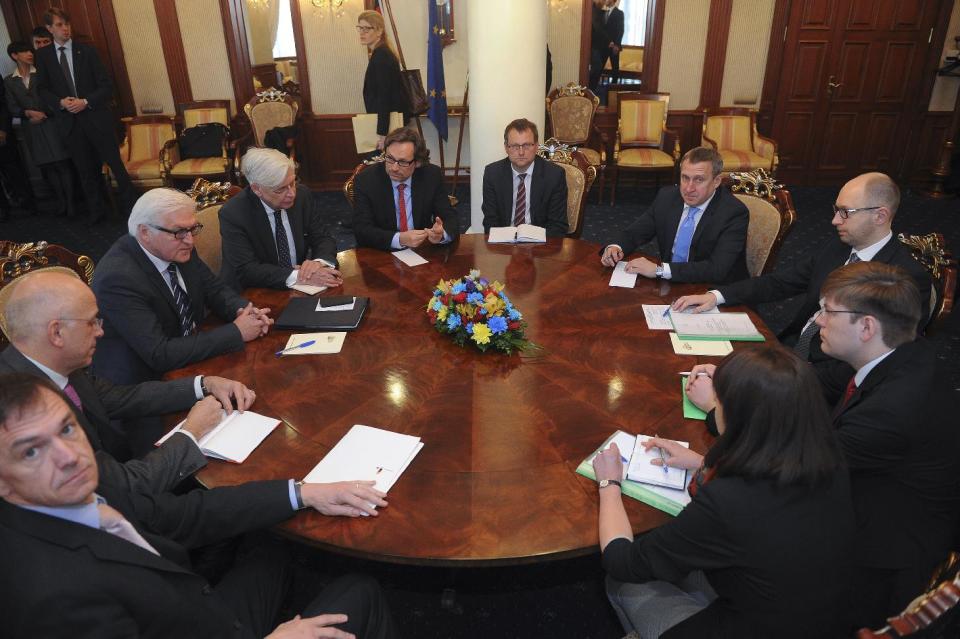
[450,79,468,202]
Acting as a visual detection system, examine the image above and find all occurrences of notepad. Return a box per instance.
[304,425,423,497]
[487,224,547,243]
[669,332,733,356]
[392,248,429,266]
[681,379,708,420]
[609,261,638,288]
[670,311,765,341]
[576,431,692,516]
[290,283,327,295]
[316,296,355,312]
[281,332,346,355]
[642,304,719,330]
[156,410,280,463]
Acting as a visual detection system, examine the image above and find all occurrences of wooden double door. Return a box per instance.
[771,0,945,184]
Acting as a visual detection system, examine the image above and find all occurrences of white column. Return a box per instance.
[467,0,547,233]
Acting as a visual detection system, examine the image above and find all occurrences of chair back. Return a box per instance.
[539,141,596,238]
[243,88,299,148]
[702,108,755,152]
[898,232,957,335]
[726,170,797,277]
[546,83,600,146]
[0,241,95,286]
[125,116,177,162]
[617,92,670,149]
[343,155,386,209]
[179,100,231,129]
[187,178,242,275]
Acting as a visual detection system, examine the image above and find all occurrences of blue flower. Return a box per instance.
[452,282,466,294]
[479,308,487,315]
[432,300,443,312]
[467,292,484,305]
[488,316,508,334]
[446,314,461,330]
[466,322,474,335]
[433,289,442,297]
[508,308,521,320]
[501,293,511,305]
[465,280,476,292]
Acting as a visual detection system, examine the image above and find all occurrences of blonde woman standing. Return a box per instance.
[357,10,409,151]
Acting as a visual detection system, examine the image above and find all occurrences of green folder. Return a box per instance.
[682,380,708,420]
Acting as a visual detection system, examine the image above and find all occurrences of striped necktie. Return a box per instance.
[513,173,527,226]
[166,263,194,337]
[273,210,292,267]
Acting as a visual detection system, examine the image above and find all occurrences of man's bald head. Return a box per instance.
[843,172,900,220]
[4,270,89,345]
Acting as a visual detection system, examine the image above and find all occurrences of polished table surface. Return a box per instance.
[172,234,773,566]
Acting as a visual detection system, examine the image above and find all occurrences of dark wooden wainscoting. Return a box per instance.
[299,115,365,191]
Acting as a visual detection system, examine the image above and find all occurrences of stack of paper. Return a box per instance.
[669,312,765,341]
[642,304,719,330]
[156,410,280,463]
[487,224,547,243]
[304,425,423,496]
[609,261,638,288]
[576,430,692,516]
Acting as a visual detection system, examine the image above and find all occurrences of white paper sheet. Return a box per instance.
[290,283,327,295]
[669,311,763,339]
[304,425,423,496]
[156,410,279,464]
[627,435,689,490]
[315,297,355,312]
[280,332,346,355]
[487,224,547,243]
[392,248,429,266]
[642,304,719,330]
[669,332,734,356]
[609,261,638,288]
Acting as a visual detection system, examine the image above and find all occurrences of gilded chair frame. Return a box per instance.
[701,107,779,175]
[546,83,611,203]
[161,100,234,187]
[235,88,301,181]
[186,178,242,277]
[0,241,94,285]
[538,141,597,238]
[724,169,797,277]
[343,154,386,209]
[898,232,957,335]
[612,92,679,206]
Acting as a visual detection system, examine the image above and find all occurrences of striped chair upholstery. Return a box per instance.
[610,92,679,205]
[114,116,177,187]
[701,108,778,175]
[162,100,233,186]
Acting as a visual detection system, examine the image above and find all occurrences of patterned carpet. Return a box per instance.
[2,181,958,638]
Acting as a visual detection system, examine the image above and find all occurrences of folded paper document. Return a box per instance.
[669,332,733,356]
[670,311,764,341]
[156,410,279,463]
[487,224,547,244]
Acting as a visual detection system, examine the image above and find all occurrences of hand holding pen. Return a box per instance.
[642,437,704,471]
[683,364,717,413]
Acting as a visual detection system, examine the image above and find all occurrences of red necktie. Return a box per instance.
[396,183,409,232]
[835,377,857,415]
[63,383,83,411]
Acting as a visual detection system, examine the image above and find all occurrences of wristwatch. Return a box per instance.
[598,479,622,490]
[655,265,664,278]
[294,480,306,509]
[200,376,211,397]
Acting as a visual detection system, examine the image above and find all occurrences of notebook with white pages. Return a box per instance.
[627,435,689,490]
[304,425,423,496]
[487,224,547,243]
[156,410,280,464]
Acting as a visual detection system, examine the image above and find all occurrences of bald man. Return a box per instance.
[672,172,932,364]
[0,269,254,492]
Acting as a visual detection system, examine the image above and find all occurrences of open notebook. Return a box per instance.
[487,224,547,243]
[156,410,280,464]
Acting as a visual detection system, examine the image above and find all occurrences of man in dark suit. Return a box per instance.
[220,147,341,291]
[601,146,749,284]
[673,172,932,362]
[34,7,134,223]
[481,118,568,237]
[353,127,459,251]
[0,374,397,638]
[814,262,960,629]
[0,269,255,490]
[589,0,625,91]
[93,188,274,389]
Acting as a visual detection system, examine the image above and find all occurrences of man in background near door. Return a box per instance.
[34,7,135,224]
[589,0,624,93]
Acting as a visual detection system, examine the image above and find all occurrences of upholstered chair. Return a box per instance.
[235,88,300,181]
[546,83,610,203]
[111,116,176,189]
[186,178,242,277]
[538,142,597,238]
[701,108,778,175]
[725,170,797,277]
[611,92,679,205]
[897,232,957,334]
[162,100,234,186]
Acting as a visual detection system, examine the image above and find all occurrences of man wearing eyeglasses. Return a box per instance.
[481,118,568,237]
[352,127,459,251]
[0,269,254,492]
[219,148,340,291]
[672,172,931,363]
[814,262,959,629]
[92,189,273,423]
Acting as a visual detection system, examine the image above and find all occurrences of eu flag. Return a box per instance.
[426,0,448,141]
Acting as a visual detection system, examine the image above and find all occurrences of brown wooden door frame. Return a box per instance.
[578,0,664,91]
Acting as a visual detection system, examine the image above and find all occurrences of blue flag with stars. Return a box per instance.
[427,0,448,141]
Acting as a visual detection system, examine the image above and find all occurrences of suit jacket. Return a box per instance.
[362,45,410,136]
[610,186,750,284]
[0,479,294,638]
[481,156,569,237]
[0,345,206,493]
[92,235,248,385]
[718,234,932,359]
[591,6,625,52]
[352,162,460,251]
[34,40,115,138]
[603,473,854,638]
[219,185,338,290]
[817,339,960,576]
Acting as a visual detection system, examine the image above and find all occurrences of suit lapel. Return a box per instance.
[411,168,427,228]
[248,190,280,264]
[689,190,722,253]
[663,192,685,257]
[377,165,399,231]
[123,237,181,319]
[500,161,514,225]
[68,370,111,438]
[529,157,545,224]
[288,201,305,261]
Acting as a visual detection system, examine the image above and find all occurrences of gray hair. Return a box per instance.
[128,188,196,236]
[241,147,295,189]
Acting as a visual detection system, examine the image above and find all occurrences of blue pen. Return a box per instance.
[661,306,672,318]
[275,340,316,357]
[655,434,669,474]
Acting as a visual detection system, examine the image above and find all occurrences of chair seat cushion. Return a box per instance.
[170,157,228,177]
[720,150,772,172]
[580,147,602,166]
[618,148,674,168]
[125,159,162,180]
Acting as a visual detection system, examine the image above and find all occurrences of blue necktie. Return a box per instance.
[167,263,194,337]
[671,207,699,263]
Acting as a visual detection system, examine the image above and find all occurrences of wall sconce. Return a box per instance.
[548,0,570,14]
[311,0,345,19]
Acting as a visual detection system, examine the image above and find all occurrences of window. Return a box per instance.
[619,0,649,46]
[272,0,297,59]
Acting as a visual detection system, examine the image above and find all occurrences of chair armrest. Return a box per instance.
[590,123,614,166]
[754,132,777,160]
[663,127,681,161]
[701,132,720,150]
[160,139,180,176]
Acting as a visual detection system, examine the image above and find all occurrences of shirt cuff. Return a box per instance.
[661,263,672,280]
[440,230,452,244]
[287,479,300,510]
[284,269,299,288]
[175,429,201,448]
[192,376,203,400]
[391,233,402,250]
[709,290,725,305]
[314,258,335,268]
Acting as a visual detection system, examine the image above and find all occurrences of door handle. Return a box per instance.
[827,75,843,93]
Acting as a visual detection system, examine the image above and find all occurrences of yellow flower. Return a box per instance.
[471,322,491,345]
[436,279,451,294]
[483,293,504,316]
[490,280,505,293]
[437,306,449,321]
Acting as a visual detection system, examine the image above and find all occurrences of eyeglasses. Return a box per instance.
[506,143,537,152]
[149,223,204,240]
[813,306,866,320]
[271,179,300,196]
[356,25,375,33]
[832,205,882,219]
[384,155,415,168]
[59,317,104,329]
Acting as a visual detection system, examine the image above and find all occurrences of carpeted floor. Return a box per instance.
[2,180,958,638]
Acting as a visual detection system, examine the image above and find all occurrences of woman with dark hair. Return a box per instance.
[593,345,854,638]
[357,10,409,151]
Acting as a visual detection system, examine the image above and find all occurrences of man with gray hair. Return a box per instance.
[219,147,340,291]
[92,188,272,395]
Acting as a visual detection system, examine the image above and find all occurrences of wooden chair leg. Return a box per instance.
[596,167,606,205]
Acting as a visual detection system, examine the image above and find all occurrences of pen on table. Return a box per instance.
[654,434,669,474]
[678,371,711,377]
[274,340,316,357]
[661,305,672,317]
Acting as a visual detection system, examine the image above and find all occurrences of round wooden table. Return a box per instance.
[172,235,773,566]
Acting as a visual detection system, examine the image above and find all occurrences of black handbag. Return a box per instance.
[402,69,429,116]
[179,123,228,159]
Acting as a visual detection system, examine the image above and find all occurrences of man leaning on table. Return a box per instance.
[219,147,342,292]
[352,127,459,251]
[0,373,398,639]
[600,146,749,284]
[0,268,253,493]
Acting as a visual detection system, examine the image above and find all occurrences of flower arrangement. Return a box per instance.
[426,269,531,354]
